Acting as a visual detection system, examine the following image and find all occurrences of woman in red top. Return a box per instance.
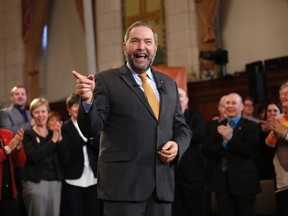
[0,128,26,216]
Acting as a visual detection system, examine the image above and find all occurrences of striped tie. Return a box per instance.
[139,73,160,120]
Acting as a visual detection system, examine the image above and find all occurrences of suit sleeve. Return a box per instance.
[0,109,31,134]
[78,73,108,139]
[227,121,260,158]
[171,85,191,161]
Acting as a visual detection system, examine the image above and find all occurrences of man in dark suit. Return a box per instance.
[72,21,191,216]
[172,88,206,216]
[204,92,260,216]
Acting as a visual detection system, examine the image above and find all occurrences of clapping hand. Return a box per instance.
[9,128,24,151]
[269,118,287,138]
[51,121,63,143]
[218,123,233,142]
[260,119,271,133]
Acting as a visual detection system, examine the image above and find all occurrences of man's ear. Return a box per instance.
[240,103,244,111]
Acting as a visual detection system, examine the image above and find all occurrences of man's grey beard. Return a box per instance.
[125,53,156,74]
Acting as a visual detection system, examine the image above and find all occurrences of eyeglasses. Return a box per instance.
[244,104,254,107]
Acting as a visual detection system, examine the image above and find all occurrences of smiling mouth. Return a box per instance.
[134,52,148,59]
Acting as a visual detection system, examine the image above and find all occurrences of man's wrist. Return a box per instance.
[4,146,11,155]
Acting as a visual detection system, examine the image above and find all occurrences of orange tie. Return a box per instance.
[139,73,160,120]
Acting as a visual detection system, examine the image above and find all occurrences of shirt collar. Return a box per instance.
[228,116,241,125]
[126,62,153,80]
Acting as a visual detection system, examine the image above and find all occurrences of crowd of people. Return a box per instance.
[0,87,102,216]
[0,21,287,216]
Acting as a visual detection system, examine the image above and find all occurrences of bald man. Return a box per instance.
[204,93,260,216]
[172,88,206,216]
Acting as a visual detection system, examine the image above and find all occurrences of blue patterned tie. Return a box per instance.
[221,120,235,172]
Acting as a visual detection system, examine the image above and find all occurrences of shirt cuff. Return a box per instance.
[4,146,11,155]
[222,141,228,150]
[82,101,92,113]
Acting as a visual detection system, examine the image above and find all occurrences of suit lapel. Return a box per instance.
[11,106,24,121]
[119,65,162,119]
[152,71,167,121]
[233,117,244,136]
[119,65,157,120]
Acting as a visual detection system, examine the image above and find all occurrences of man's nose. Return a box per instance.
[138,41,145,50]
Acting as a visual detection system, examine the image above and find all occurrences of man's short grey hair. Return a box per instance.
[280,81,288,93]
[123,21,158,45]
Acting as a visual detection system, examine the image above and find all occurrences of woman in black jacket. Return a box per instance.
[59,93,101,216]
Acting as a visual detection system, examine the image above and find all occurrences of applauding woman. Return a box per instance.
[22,98,64,216]
[266,82,288,216]
[59,93,100,216]
[0,128,26,216]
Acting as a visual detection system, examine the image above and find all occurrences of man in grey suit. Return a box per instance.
[0,86,33,133]
[72,21,191,216]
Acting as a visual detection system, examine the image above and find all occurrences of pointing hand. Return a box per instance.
[72,70,95,103]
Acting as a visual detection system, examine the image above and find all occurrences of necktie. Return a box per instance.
[221,120,235,172]
[229,120,235,128]
[139,73,160,120]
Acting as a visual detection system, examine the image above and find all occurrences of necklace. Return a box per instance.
[33,126,48,137]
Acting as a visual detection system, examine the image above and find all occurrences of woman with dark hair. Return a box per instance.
[47,111,62,131]
[258,100,282,180]
[59,93,101,216]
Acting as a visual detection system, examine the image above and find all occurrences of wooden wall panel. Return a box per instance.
[188,70,288,122]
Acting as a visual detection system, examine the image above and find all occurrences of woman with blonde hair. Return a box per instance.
[22,98,64,216]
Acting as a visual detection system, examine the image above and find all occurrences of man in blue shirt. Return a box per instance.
[204,93,260,216]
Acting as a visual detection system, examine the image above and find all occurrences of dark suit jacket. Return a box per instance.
[176,110,206,183]
[59,119,99,179]
[257,129,275,180]
[204,117,261,195]
[78,65,191,202]
[0,105,32,134]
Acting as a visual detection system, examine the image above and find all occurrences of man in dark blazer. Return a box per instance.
[204,93,260,216]
[173,88,206,216]
[72,21,191,216]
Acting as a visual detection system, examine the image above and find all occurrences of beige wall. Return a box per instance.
[45,0,87,102]
[222,0,288,74]
[164,0,199,81]
[0,0,23,108]
[95,0,123,71]
[0,0,288,105]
